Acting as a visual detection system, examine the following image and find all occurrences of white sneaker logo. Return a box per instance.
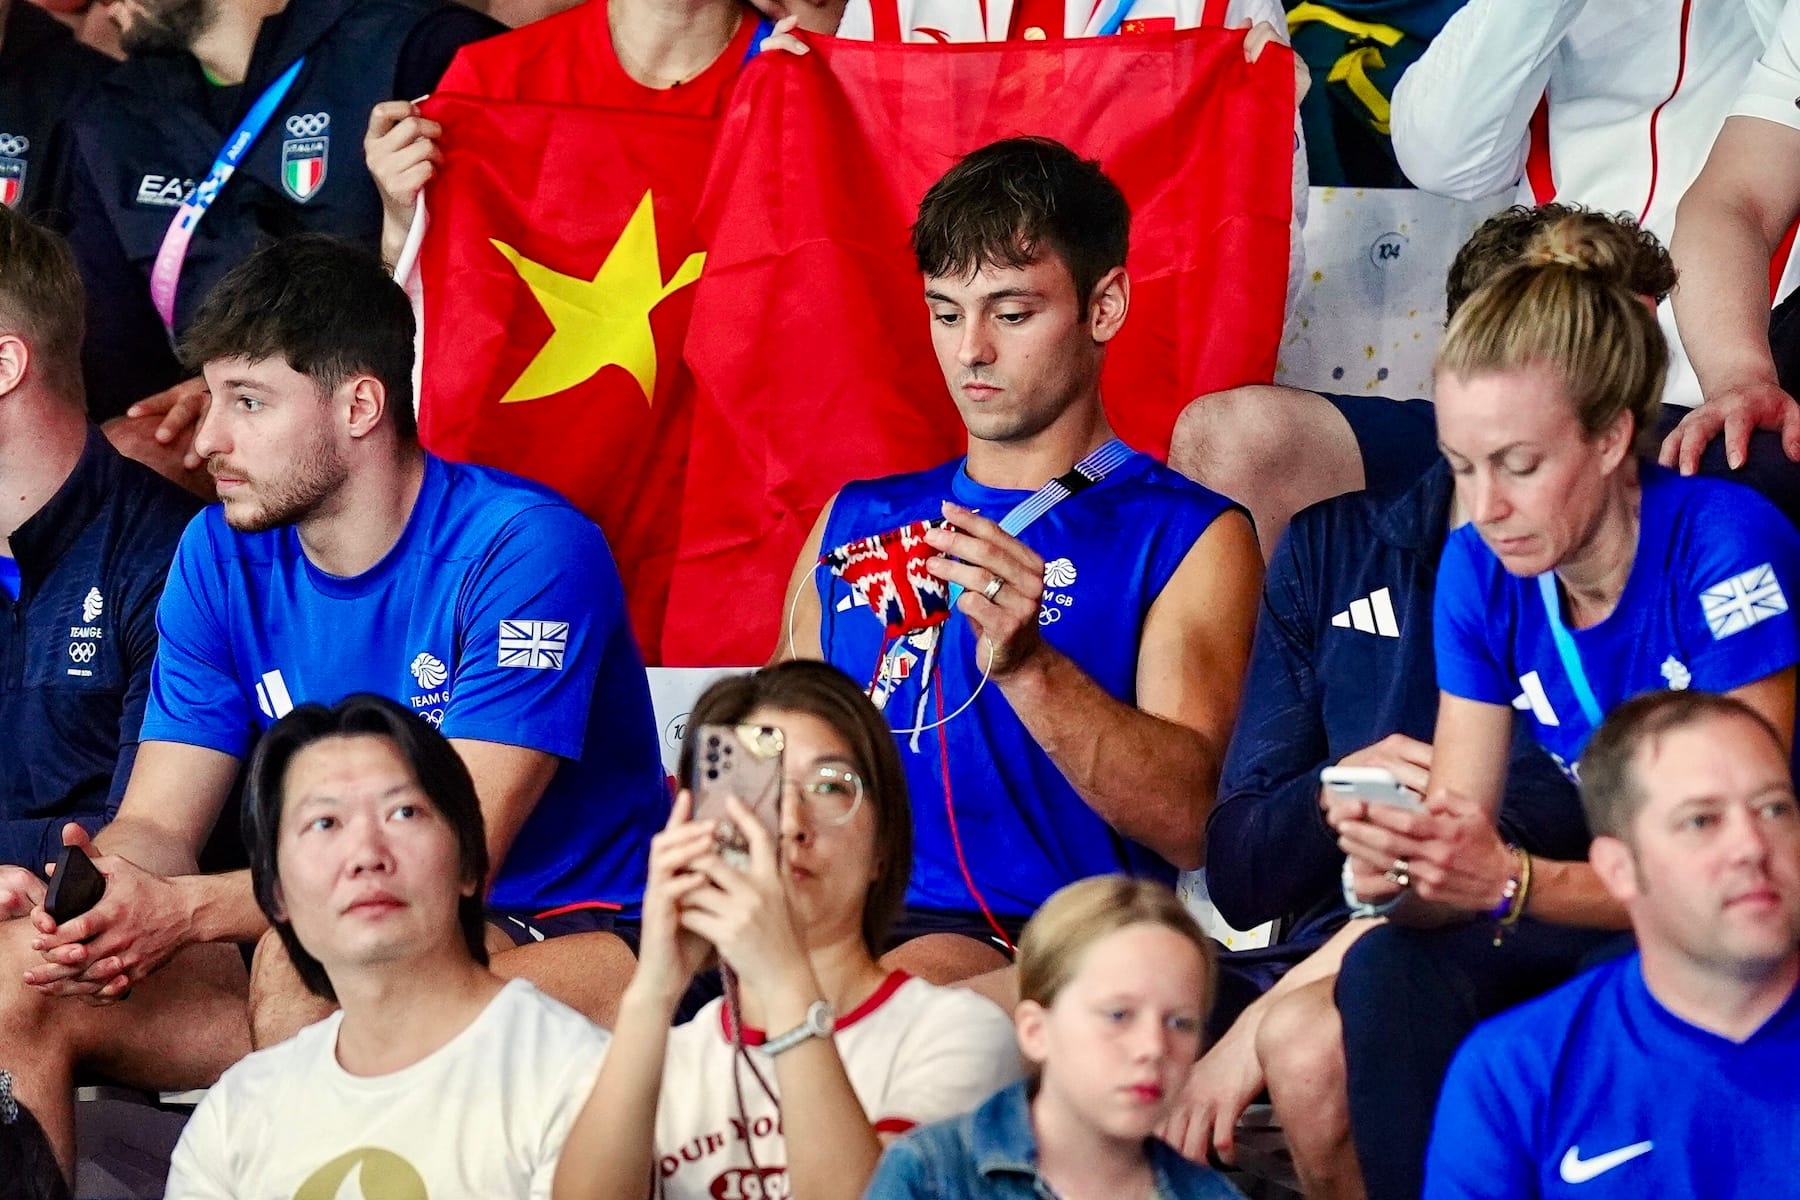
[1330,587,1399,637]
[1559,1141,1653,1184]
[1511,670,1560,727]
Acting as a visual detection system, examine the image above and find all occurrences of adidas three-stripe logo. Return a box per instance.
[1331,587,1399,638]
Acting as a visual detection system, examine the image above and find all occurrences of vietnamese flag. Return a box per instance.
[664,29,1293,665]
[413,92,722,663]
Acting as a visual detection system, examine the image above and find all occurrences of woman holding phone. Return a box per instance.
[867,875,1245,1200]
[553,660,1019,1200]
[1335,213,1800,924]
[1325,213,1800,1200]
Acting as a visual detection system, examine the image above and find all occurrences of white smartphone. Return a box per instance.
[1320,766,1423,810]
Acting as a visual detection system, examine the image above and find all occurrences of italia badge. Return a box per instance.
[0,133,28,209]
[280,112,329,203]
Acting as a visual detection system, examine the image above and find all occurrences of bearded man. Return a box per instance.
[61,0,498,419]
[0,236,667,1180]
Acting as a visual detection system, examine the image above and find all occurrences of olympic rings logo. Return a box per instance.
[285,113,331,138]
[0,134,30,158]
[68,642,98,664]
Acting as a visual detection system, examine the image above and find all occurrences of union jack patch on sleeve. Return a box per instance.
[498,619,569,669]
[1700,564,1789,640]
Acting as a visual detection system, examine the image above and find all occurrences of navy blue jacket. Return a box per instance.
[0,427,200,868]
[1205,462,1591,938]
[0,1,112,231]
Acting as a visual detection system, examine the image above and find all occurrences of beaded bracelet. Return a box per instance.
[1490,845,1533,945]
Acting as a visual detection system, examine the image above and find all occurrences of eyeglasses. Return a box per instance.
[786,765,865,827]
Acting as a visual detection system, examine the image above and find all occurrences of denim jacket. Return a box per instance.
[865,1080,1246,1200]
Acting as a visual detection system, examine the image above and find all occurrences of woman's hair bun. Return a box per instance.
[1520,214,1637,287]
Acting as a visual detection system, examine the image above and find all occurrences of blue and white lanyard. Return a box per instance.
[1536,572,1607,731]
[945,437,1135,607]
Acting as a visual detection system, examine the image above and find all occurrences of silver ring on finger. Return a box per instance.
[981,575,1005,603]
[1384,857,1411,888]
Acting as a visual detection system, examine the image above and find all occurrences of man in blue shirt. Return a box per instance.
[1426,689,1800,1200]
[0,235,664,1169]
[779,137,1263,992]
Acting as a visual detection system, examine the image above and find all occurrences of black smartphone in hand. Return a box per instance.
[45,844,106,924]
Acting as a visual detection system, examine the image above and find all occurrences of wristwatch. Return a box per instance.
[763,999,835,1057]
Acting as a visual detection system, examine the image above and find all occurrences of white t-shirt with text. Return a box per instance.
[653,972,1021,1200]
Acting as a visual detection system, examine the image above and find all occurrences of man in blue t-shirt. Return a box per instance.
[1426,689,1800,1199]
[779,137,1264,993]
[12,236,666,1055]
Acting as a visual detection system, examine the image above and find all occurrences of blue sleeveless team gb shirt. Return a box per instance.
[819,450,1237,917]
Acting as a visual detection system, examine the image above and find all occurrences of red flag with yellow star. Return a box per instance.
[413,92,720,663]
[665,30,1293,665]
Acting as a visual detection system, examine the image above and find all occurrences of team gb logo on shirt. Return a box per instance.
[408,652,451,725]
[410,653,447,690]
[67,587,104,678]
[1039,557,1078,625]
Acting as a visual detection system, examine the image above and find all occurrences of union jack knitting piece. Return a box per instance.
[822,518,953,639]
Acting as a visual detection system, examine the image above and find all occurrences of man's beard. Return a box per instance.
[212,432,348,535]
[120,0,216,57]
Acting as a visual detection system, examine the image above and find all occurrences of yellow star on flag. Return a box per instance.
[491,190,705,405]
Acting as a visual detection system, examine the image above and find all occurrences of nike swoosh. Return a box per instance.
[1559,1141,1653,1183]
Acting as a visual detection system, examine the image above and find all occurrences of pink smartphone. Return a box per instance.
[691,724,785,867]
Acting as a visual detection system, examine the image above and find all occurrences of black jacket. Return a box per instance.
[0,1,112,231]
[65,0,498,417]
